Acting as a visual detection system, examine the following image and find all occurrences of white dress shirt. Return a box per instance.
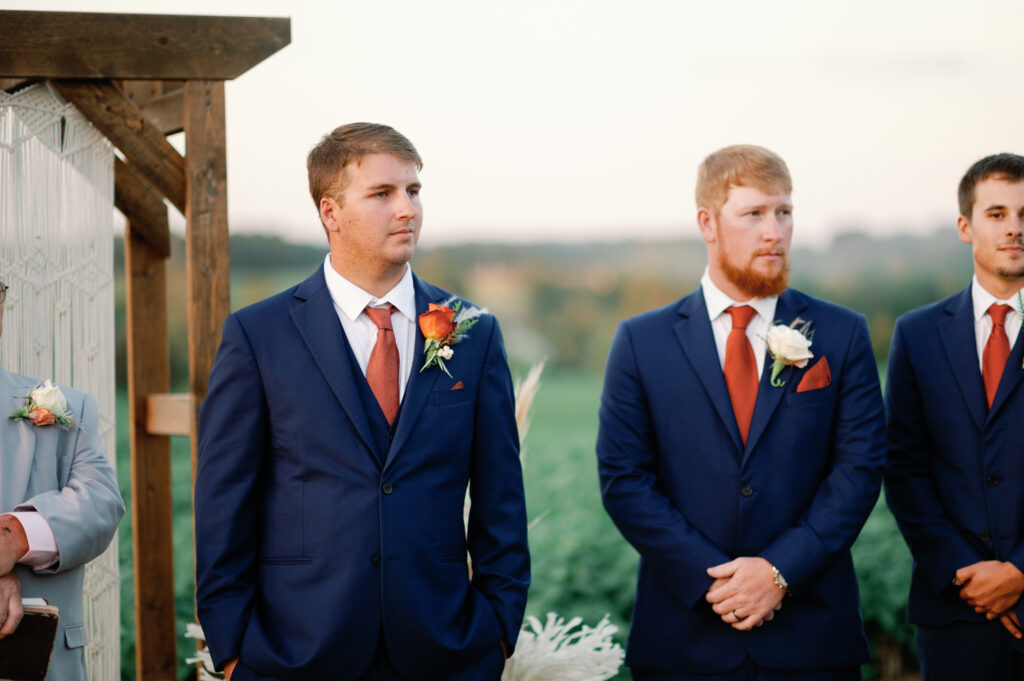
[1,511,58,569]
[700,269,779,377]
[971,275,1023,372]
[322,255,418,401]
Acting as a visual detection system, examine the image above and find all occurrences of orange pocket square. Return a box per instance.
[451,381,464,391]
[796,357,831,392]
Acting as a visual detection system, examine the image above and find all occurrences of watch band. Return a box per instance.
[771,565,788,590]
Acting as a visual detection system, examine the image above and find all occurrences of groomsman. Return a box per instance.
[597,145,886,680]
[886,153,1024,680]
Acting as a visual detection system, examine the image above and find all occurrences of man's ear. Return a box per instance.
[697,207,717,244]
[320,196,342,234]
[956,214,972,245]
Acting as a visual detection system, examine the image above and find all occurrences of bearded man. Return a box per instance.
[596,145,886,680]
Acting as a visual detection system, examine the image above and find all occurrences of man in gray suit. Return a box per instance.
[0,279,124,680]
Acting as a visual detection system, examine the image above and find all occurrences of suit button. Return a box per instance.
[382,482,394,494]
[987,475,1002,487]
[740,486,754,497]
[373,554,381,567]
[979,530,992,542]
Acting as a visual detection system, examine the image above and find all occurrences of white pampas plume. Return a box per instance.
[502,613,624,681]
[185,623,224,681]
[514,360,546,450]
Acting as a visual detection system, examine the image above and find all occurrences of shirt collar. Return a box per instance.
[971,274,1023,323]
[700,268,778,323]
[322,254,417,323]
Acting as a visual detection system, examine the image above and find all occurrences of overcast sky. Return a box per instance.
[10,0,1024,248]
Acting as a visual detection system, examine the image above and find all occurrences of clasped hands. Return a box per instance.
[705,557,785,631]
[955,560,1024,640]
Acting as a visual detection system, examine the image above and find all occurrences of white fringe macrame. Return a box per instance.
[0,82,119,681]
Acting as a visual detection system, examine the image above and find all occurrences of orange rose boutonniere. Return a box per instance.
[419,299,483,377]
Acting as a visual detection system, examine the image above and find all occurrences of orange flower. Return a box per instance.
[29,408,55,426]
[419,304,457,340]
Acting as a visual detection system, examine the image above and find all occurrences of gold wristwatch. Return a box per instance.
[771,565,788,590]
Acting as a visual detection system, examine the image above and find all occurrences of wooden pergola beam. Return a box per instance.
[114,158,172,258]
[0,11,290,80]
[118,80,185,135]
[53,80,187,214]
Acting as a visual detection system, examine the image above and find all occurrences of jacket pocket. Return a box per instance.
[64,623,87,649]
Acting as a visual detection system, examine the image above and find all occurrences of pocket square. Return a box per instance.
[451,381,464,391]
[796,357,831,392]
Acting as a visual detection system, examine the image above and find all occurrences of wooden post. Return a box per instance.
[184,78,229,512]
[124,220,177,681]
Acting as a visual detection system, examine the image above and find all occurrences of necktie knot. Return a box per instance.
[728,305,757,330]
[989,303,1012,328]
[366,304,395,331]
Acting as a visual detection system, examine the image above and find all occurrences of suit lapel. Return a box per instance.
[938,288,986,431]
[289,270,378,458]
[742,288,809,464]
[673,290,745,454]
[384,275,444,470]
[988,325,1024,423]
[0,367,38,509]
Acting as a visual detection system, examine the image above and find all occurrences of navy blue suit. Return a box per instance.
[885,286,1024,673]
[195,268,530,681]
[597,287,885,675]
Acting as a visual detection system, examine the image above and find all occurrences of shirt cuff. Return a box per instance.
[2,511,58,569]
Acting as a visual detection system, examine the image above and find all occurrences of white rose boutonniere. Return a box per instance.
[9,379,75,427]
[765,319,814,387]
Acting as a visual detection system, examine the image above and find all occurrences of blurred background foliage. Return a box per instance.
[113,228,970,680]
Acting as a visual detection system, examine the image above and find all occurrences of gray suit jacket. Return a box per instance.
[0,364,124,681]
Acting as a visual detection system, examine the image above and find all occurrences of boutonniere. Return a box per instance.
[419,298,484,377]
[9,380,75,428]
[765,318,814,387]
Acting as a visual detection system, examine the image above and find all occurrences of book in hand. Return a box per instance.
[0,598,58,681]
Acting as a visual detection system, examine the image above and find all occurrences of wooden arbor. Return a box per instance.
[0,11,290,681]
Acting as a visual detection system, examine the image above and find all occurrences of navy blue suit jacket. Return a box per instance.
[194,268,530,681]
[885,285,1024,638]
[597,287,885,674]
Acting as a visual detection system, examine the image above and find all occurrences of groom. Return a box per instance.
[194,123,529,681]
[597,145,886,679]
[885,153,1024,680]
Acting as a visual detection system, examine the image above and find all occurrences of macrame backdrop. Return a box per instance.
[0,83,119,680]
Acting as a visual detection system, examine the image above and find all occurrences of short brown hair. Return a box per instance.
[957,153,1024,217]
[307,122,423,210]
[696,145,792,214]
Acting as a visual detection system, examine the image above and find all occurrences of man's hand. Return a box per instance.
[999,611,1023,640]
[223,658,237,681]
[954,561,1024,617]
[0,516,28,575]
[706,557,785,630]
[0,573,23,638]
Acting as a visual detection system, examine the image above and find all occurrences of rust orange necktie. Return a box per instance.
[982,303,1012,408]
[724,305,759,444]
[365,304,399,424]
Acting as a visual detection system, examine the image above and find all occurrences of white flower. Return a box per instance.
[30,380,68,413]
[438,345,454,360]
[766,324,813,367]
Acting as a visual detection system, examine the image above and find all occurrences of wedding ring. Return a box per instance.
[732,610,742,620]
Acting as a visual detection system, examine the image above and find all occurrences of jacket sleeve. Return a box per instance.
[465,317,531,650]
[596,321,731,608]
[884,316,982,594]
[758,315,886,591]
[20,390,125,573]
[194,313,268,670]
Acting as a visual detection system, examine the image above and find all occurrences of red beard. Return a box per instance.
[718,248,790,298]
